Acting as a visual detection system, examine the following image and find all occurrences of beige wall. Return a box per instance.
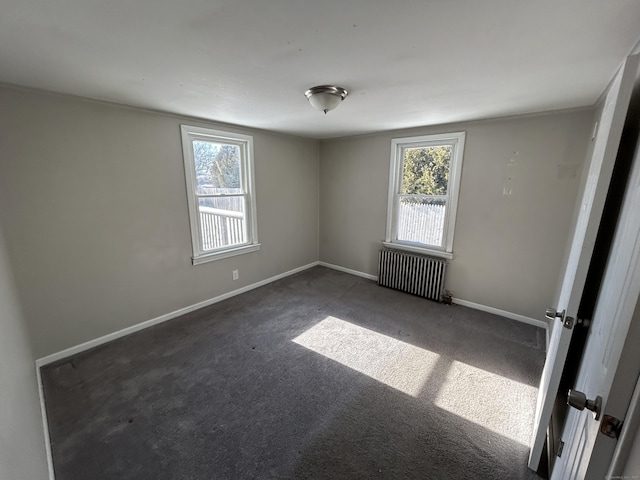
[319,110,593,321]
[0,224,49,479]
[0,83,594,359]
[0,86,320,358]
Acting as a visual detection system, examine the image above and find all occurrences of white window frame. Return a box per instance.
[384,131,466,259]
[180,125,259,265]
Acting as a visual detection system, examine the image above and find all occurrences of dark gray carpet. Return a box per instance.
[41,266,546,479]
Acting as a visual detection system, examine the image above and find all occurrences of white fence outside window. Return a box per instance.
[397,197,446,247]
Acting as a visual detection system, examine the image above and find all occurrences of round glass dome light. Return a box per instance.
[305,85,348,114]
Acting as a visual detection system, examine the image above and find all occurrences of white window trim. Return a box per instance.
[180,125,260,265]
[385,131,465,259]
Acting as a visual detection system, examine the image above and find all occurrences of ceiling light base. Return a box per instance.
[305,85,348,114]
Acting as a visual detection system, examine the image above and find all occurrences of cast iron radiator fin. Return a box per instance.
[378,248,447,302]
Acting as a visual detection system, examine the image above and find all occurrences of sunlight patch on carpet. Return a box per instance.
[292,316,439,396]
[434,360,538,445]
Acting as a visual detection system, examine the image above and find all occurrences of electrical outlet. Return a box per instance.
[232,270,239,280]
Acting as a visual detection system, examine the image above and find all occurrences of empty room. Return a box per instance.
[2,1,640,479]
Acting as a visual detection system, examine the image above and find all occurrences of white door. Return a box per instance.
[528,54,639,471]
[551,69,640,479]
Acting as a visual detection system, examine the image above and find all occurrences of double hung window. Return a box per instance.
[385,132,465,258]
[181,125,259,264]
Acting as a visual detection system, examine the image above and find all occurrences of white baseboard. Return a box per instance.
[36,261,545,366]
[35,261,319,368]
[316,262,548,334]
[452,297,549,330]
[34,260,546,480]
[318,261,378,281]
[35,261,321,480]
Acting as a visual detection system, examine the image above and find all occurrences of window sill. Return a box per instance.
[192,243,261,265]
[382,241,453,260]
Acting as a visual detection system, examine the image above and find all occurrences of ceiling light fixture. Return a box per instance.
[305,85,348,114]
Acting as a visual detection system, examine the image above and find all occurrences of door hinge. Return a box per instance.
[563,316,575,329]
[600,414,623,439]
[557,440,565,457]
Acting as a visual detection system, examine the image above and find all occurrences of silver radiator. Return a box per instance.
[378,249,447,302]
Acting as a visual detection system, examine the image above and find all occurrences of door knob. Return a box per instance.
[545,308,565,321]
[567,389,602,420]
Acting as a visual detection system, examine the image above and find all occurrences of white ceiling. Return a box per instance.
[1,1,639,139]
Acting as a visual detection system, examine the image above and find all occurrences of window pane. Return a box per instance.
[192,140,242,195]
[198,196,246,251]
[401,145,451,195]
[397,196,446,247]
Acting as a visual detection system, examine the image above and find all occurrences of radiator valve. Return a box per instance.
[441,290,453,305]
